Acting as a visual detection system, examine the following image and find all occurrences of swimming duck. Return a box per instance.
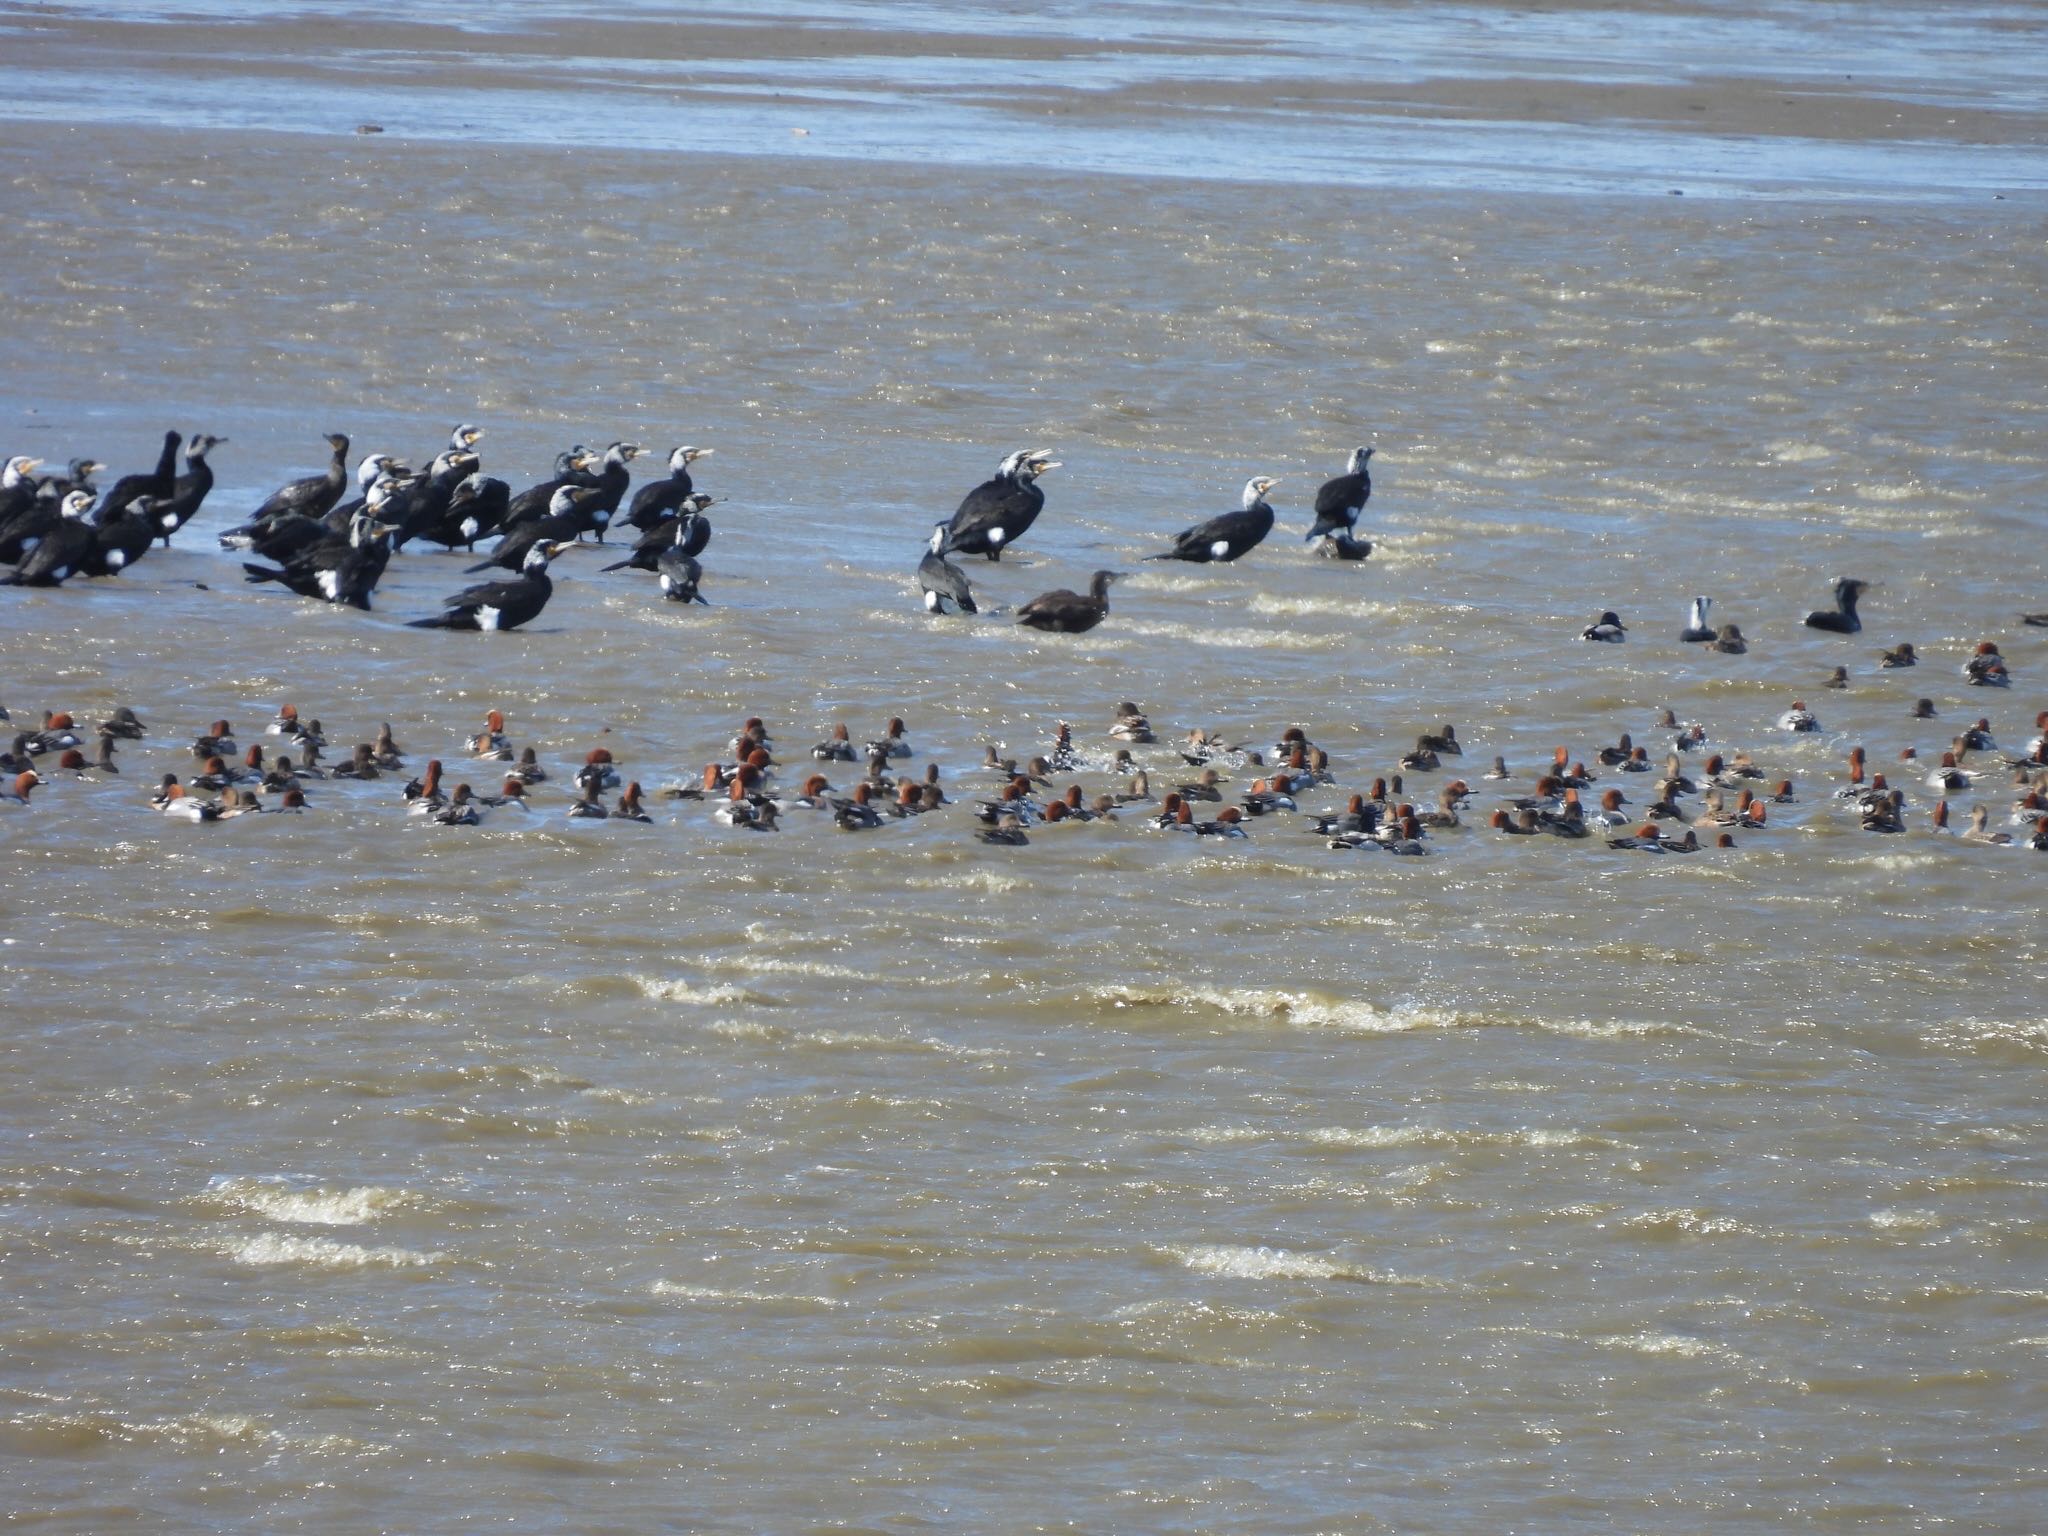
[1824,666,1849,689]
[1711,625,1747,654]
[1963,641,2009,687]
[1110,702,1154,743]
[469,710,513,759]
[1926,752,1972,792]
[977,814,1029,846]
[1879,642,1917,668]
[1581,610,1627,642]
[1776,701,1820,733]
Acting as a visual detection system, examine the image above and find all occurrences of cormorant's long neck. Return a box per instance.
[153,433,180,486]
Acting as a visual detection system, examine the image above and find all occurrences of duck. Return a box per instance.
[1711,625,1747,655]
[1678,596,1715,642]
[867,717,911,762]
[1926,752,1972,792]
[1147,476,1280,564]
[814,724,857,762]
[576,750,621,794]
[567,787,609,819]
[978,813,1029,846]
[1489,808,1539,836]
[1308,795,1375,837]
[1824,666,1849,689]
[1580,610,1627,642]
[403,759,446,808]
[1606,822,1666,852]
[1960,718,1997,753]
[1399,737,1441,772]
[433,785,483,826]
[1776,701,1820,733]
[1861,788,1906,833]
[1415,781,1469,828]
[1110,702,1154,743]
[1017,570,1121,633]
[1963,641,2009,686]
[1589,788,1633,831]
[155,782,221,821]
[1961,805,2012,845]
[1804,577,1870,634]
[1879,642,1917,668]
[0,770,40,805]
[832,783,885,830]
[1482,755,1511,781]
[943,449,1059,562]
[469,710,513,759]
[1194,806,1249,839]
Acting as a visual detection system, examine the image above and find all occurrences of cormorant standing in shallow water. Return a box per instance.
[917,523,977,615]
[626,446,712,531]
[1,492,96,585]
[1148,476,1279,563]
[153,434,226,546]
[1017,570,1120,633]
[99,430,180,520]
[1305,447,1372,543]
[943,449,1059,561]
[505,447,595,526]
[242,508,395,610]
[656,539,707,605]
[249,433,350,523]
[411,540,571,631]
[1805,578,1869,634]
[602,495,714,572]
[468,487,583,573]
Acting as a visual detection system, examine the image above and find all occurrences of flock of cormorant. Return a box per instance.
[3,427,2044,854]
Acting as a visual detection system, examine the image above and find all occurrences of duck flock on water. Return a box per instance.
[3,427,2046,853]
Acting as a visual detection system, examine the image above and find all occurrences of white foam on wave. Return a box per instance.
[1869,1208,1942,1231]
[1764,440,1832,463]
[635,977,769,1007]
[1596,1331,1736,1363]
[708,956,878,982]
[203,1175,418,1227]
[649,1281,842,1307]
[1245,594,1405,620]
[1921,1016,2048,1054]
[1095,982,1679,1041]
[9,1409,388,1458]
[219,1233,446,1270]
[1621,1208,1760,1238]
[1161,1243,1437,1287]
[906,869,1030,895]
[1114,620,1348,652]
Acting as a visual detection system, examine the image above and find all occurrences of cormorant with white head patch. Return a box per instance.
[1304,446,1372,543]
[917,523,978,615]
[410,540,572,630]
[1148,476,1279,563]
[943,449,1059,561]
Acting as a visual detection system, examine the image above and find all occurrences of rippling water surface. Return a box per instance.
[2,3,2045,1531]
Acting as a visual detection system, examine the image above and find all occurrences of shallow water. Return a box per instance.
[2,4,2047,1532]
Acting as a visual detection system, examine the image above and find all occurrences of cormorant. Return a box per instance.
[1304,446,1372,543]
[626,446,713,531]
[916,523,977,615]
[248,433,351,523]
[1804,578,1869,634]
[241,508,396,610]
[1,492,96,585]
[942,448,1059,561]
[99,431,180,520]
[600,494,715,572]
[152,435,226,546]
[1017,570,1120,633]
[410,539,571,630]
[1147,476,1279,563]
